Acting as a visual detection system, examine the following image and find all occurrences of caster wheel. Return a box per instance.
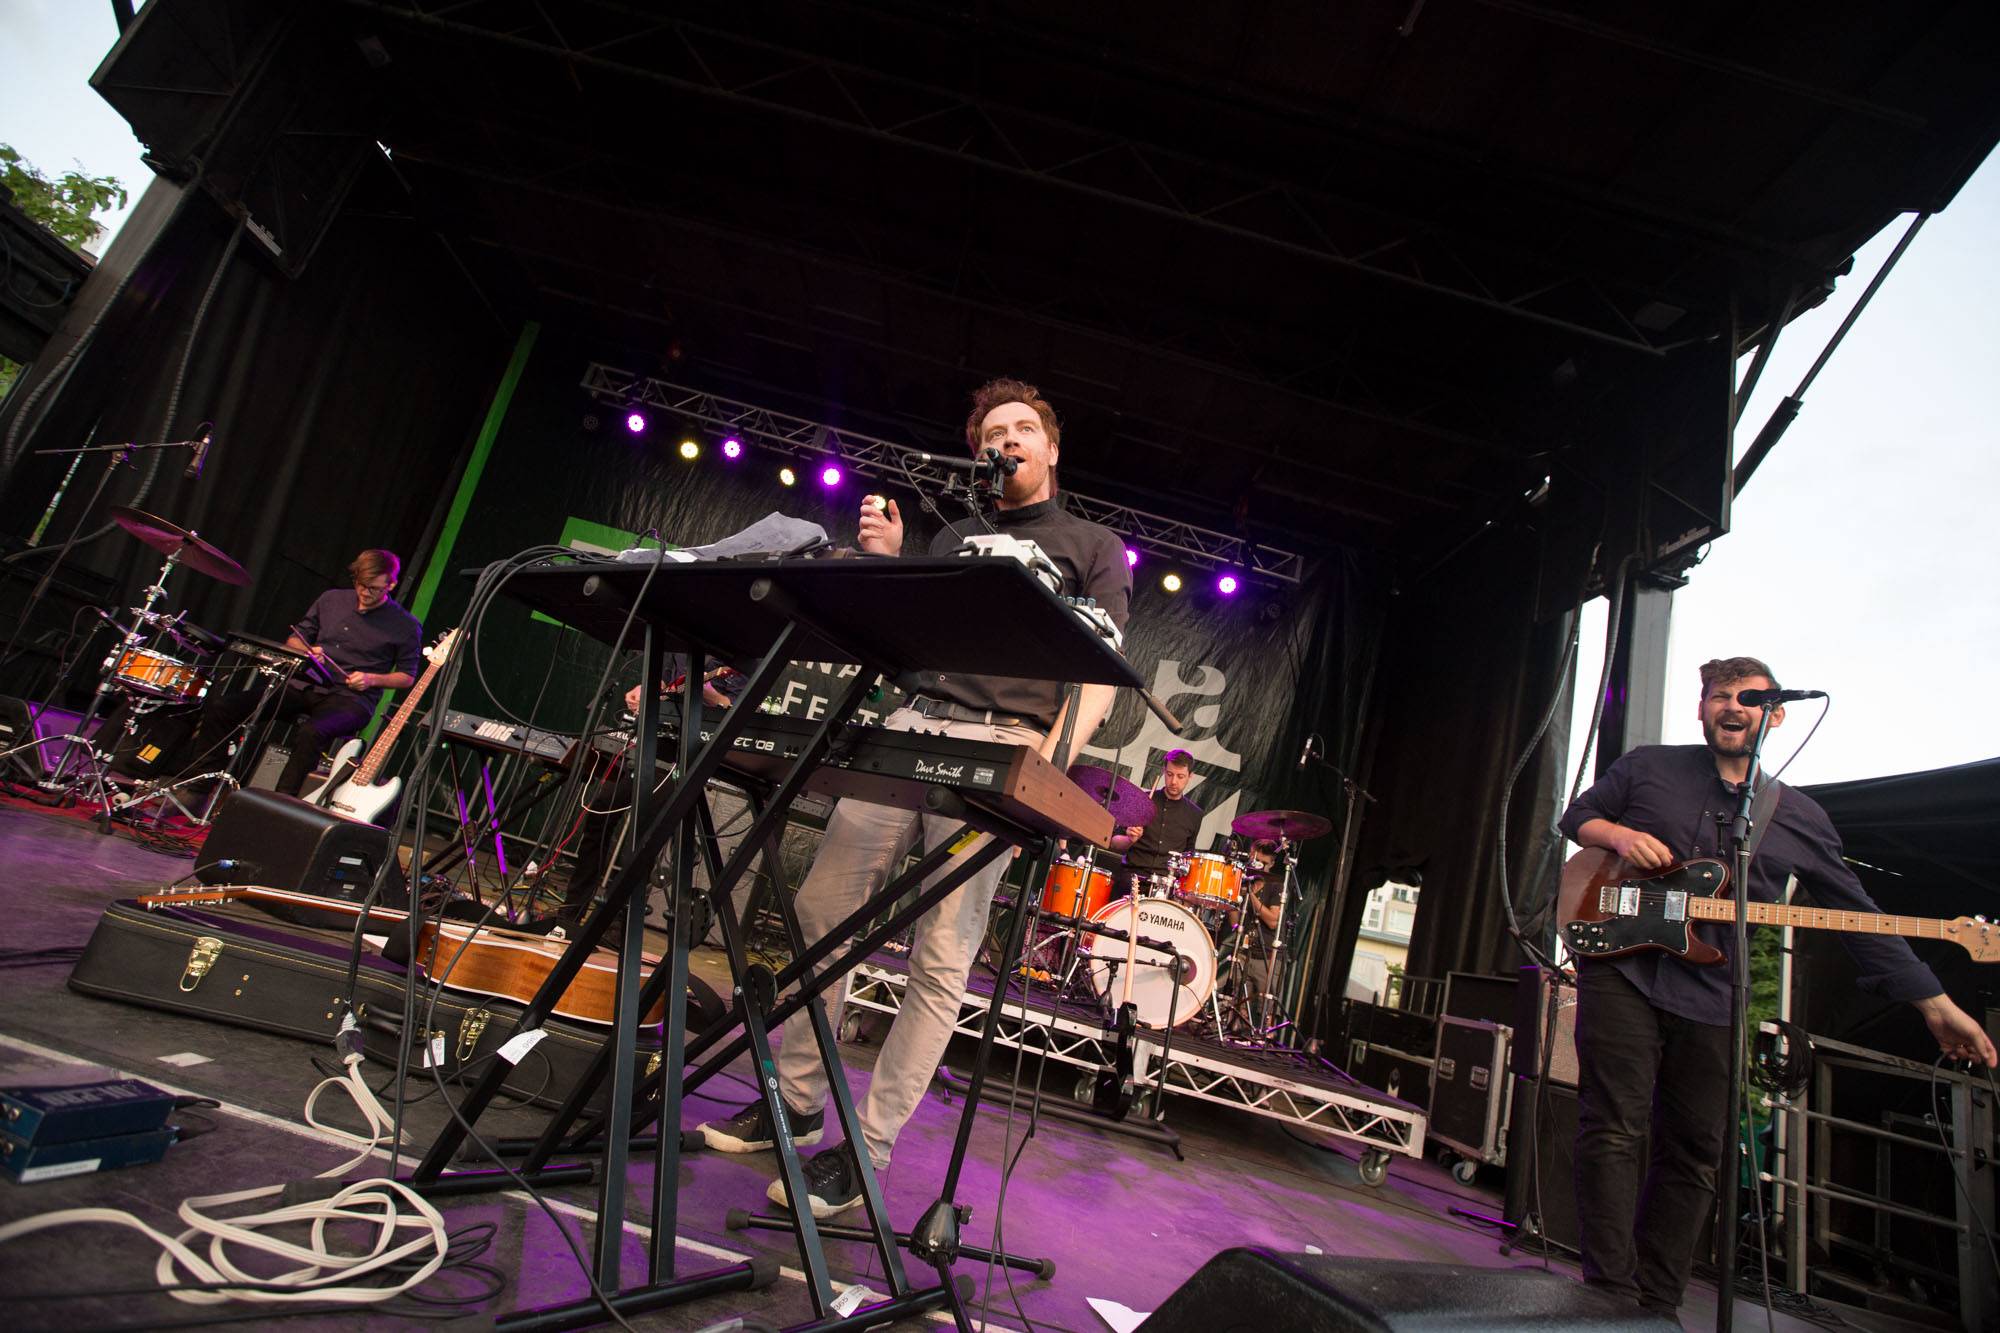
[838,1012,865,1044]
[1358,1148,1389,1187]
[1074,1072,1096,1103]
[1450,1157,1479,1185]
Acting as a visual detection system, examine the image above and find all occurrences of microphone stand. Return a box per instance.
[1714,714,1776,1333]
[1298,751,1375,1058]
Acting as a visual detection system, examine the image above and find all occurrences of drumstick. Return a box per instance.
[288,625,348,680]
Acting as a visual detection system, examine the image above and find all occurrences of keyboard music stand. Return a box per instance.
[404,556,1138,1331]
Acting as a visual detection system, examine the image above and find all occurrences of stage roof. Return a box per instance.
[93,0,2000,562]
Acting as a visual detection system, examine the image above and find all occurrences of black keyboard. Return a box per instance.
[439,709,573,764]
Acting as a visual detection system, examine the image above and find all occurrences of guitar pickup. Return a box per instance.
[1600,884,1641,917]
[1662,891,1686,921]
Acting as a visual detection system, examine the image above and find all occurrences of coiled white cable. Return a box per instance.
[0,1043,450,1306]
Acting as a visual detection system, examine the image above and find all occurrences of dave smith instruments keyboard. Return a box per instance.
[599,708,1113,845]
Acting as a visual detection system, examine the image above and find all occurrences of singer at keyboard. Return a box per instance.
[697,376,1133,1219]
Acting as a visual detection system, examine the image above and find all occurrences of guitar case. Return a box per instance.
[68,899,725,1111]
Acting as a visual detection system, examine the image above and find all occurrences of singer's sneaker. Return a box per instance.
[767,1142,867,1219]
[698,1099,823,1154]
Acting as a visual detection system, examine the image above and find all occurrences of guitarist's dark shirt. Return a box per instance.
[295,589,423,707]
[1559,744,1940,1025]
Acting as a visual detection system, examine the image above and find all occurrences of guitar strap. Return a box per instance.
[1742,775,1783,864]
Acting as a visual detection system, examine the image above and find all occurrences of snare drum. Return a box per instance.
[1081,896,1216,1029]
[111,646,210,701]
[1174,850,1244,907]
[1039,855,1113,922]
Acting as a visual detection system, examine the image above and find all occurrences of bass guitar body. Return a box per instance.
[1555,847,1731,965]
[302,738,401,824]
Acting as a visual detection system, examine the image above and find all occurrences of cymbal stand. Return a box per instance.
[49,543,185,795]
[111,769,240,827]
[1242,838,1300,1045]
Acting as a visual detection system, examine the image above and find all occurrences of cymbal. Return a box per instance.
[1066,763,1157,828]
[1231,808,1333,843]
[107,505,250,586]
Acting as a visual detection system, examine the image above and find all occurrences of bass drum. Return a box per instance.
[1081,896,1216,1029]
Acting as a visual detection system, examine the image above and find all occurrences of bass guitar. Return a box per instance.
[1556,847,2000,964]
[303,628,460,824]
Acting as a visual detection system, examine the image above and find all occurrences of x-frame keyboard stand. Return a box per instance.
[404,556,1135,1331]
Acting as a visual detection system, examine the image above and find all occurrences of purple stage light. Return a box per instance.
[1124,547,1140,568]
[820,462,843,488]
[1216,572,1240,596]
[721,436,744,460]
[623,410,647,434]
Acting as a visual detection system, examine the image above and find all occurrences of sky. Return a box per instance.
[6,5,1998,791]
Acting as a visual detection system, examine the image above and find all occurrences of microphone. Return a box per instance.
[914,447,1020,479]
[1736,687,1825,707]
[1297,733,1317,768]
[184,427,212,480]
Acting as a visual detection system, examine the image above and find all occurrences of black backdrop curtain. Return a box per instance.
[0,177,504,701]
[1343,521,1575,999]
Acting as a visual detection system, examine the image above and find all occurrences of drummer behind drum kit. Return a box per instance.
[1013,763,1333,1048]
[23,507,321,828]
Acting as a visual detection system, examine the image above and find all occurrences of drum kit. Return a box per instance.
[32,506,275,825]
[1011,763,1333,1047]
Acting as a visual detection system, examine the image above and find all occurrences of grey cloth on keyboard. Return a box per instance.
[615,512,829,563]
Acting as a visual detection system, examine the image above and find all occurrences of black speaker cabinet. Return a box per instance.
[1442,970,1517,1027]
[1502,1078,1581,1253]
[0,696,96,781]
[1144,1249,1658,1331]
[197,789,406,925]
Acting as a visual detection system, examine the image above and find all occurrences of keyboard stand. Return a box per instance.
[401,557,1136,1331]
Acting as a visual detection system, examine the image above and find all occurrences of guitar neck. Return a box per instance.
[355,658,443,785]
[1684,895,1956,944]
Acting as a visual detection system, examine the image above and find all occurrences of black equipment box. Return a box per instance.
[1430,1016,1513,1166]
[1348,1039,1434,1108]
[1345,998,1438,1058]
[66,899,718,1110]
[1,1124,178,1183]
[1442,970,1518,1027]
[1,1077,174,1144]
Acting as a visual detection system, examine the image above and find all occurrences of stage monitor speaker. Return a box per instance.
[1512,964,1578,1087]
[1502,1077,1581,1253]
[1144,1248,1657,1330]
[197,788,406,926]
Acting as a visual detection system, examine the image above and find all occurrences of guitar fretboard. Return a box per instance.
[1683,896,1974,945]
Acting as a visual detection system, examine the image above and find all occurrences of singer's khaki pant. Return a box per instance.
[774,705,1043,1169]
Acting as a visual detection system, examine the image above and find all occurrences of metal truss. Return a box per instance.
[844,962,1424,1164]
[346,0,1682,355]
[584,364,1306,583]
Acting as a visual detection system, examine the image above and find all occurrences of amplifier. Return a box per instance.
[0,697,97,781]
[1503,1078,1581,1253]
[1513,963,1579,1087]
[197,788,406,926]
[1,1125,177,1183]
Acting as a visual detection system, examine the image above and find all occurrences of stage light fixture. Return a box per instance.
[778,464,797,487]
[1216,572,1240,596]
[1161,572,1183,593]
[721,436,744,460]
[1124,546,1140,568]
[678,438,701,460]
[819,461,843,488]
[623,407,648,435]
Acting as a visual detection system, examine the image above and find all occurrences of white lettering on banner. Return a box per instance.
[778,680,811,713]
[1080,658,1246,849]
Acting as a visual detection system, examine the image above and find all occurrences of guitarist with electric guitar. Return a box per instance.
[1554,655,1994,1321]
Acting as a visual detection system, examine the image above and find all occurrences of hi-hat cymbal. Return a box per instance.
[1066,763,1157,828]
[107,505,250,586]
[1231,808,1333,843]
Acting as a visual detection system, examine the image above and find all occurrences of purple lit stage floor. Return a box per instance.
[0,806,1822,1331]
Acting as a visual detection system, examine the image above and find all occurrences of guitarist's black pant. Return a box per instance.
[1571,960,1731,1314]
[186,679,373,795]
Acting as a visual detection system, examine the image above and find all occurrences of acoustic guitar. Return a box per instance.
[137,885,667,1026]
[1555,847,2000,964]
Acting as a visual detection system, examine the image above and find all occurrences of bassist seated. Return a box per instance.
[183,549,421,796]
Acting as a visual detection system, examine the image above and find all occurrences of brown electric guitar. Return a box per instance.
[1555,847,2000,964]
